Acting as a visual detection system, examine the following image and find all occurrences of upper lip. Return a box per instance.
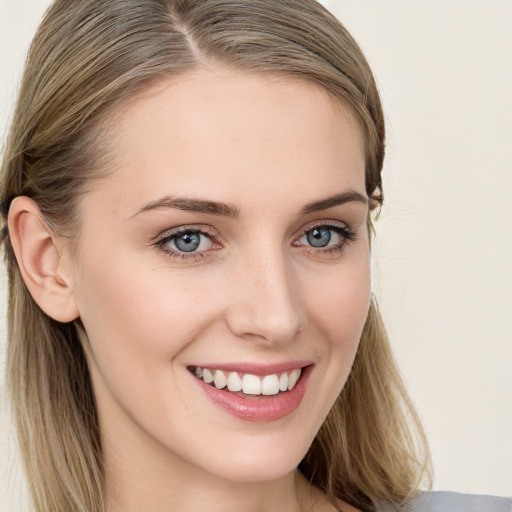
[189,360,313,375]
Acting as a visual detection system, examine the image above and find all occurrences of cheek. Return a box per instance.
[74,249,216,387]
[301,247,371,410]
[305,257,371,351]
[73,250,223,442]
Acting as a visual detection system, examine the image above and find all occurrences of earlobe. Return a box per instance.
[7,196,80,323]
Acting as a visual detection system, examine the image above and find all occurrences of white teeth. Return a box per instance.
[227,372,242,392]
[279,372,288,392]
[261,374,280,395]
[288,369,301,390]
[213,370,227,389]
[202,368,214,384]
[242,374,262,395]
[193,366,303,395]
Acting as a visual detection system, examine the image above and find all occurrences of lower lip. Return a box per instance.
[193,366,312,423]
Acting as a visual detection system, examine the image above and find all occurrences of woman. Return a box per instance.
[0,1,510,512]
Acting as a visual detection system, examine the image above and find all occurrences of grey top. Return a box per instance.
[377,491,512,512]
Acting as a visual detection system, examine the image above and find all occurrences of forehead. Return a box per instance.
[86,68,366,217]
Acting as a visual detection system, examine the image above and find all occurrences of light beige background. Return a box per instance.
[1,0,511,510]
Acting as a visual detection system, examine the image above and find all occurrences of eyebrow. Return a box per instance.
[299,190,368,215]
[132,196,240,218]
[132,189,368,219]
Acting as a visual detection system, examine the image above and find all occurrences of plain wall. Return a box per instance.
[0,0,510,510]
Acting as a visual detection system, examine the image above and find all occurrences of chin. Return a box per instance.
[188,429,315,483]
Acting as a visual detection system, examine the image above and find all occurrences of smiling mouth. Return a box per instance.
[189,366,303,397]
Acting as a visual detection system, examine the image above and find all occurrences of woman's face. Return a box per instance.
[70,68,371,483]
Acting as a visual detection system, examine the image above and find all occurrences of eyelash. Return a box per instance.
[293,223,356,257]
[154,226,218,261]
[154,223,356,262]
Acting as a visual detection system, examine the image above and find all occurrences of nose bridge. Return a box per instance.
[227,244,304,345]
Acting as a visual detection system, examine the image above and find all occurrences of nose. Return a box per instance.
[226,250,306,346]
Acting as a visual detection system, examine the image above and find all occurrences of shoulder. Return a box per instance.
[377,491,512,512]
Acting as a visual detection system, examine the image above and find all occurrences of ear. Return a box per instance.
[7,196,80,323]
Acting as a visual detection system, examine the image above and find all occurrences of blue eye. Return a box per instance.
[160,229,213,253]
[306,227,333,247]
[297,224,355,251]
[174,232,201,252]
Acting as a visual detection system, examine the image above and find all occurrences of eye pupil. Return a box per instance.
[307,228,331,247]
[175,232,201,252]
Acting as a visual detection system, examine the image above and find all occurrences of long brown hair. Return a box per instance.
[0,1,430,511]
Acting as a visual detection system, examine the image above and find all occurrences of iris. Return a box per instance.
[175,231,201,252]
[307,227,331,247]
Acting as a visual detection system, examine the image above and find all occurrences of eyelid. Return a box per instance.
[294,220,354,240]
[292,220,357,252]
[152,224,220,243]
[153,224,222,260]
